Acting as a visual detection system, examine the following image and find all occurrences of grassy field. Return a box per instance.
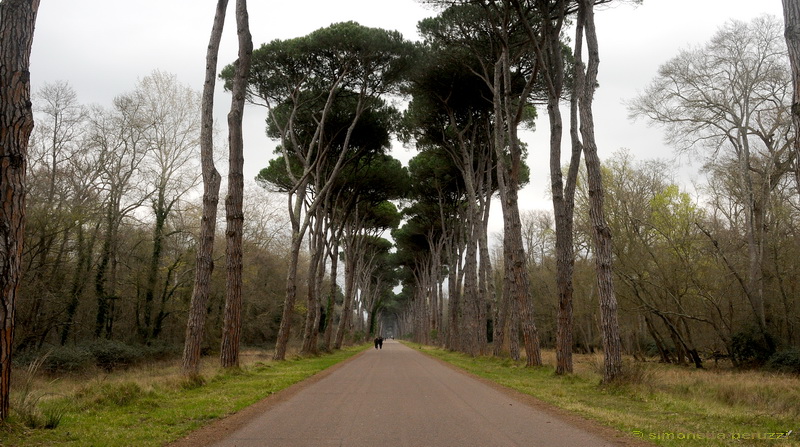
[408,343,799,447]
[0,345,368,447]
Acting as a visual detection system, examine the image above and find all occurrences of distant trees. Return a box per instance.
[398,0,624,381]
[11,70,291,368]
[134,70,203,342]
[234,21,415,360]
[630,15,793,353]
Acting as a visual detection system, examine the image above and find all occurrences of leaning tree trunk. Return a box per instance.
[182,0,228,377]
[220,0,252,369]
[576,0,622,383]
[0,0,40,421]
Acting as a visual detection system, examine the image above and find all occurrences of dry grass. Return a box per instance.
[12,346,301,405]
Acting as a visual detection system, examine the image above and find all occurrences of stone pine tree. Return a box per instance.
[220,0,253,368]
[182,0,228,377]
[0,0,40,421]
[232,23,414,360]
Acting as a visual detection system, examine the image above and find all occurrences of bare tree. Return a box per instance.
[18,81,87,350]
[88,98,150,338]
[0,0,40,421]
[134,70,202,342]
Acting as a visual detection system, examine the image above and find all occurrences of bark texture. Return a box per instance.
[220,0,252,368]
[576,0,622,383]
[182,0,228,377]
[0,0,40,421]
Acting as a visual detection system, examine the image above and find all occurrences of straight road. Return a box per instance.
[188,341,630,447]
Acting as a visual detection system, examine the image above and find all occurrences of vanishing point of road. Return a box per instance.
[174,340,640,447]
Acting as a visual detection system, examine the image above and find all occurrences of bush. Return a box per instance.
[86,340,145,372]
[16,341,183,374]
[40,346,93,374]
[729,328,775,367]
[766,347,800,374]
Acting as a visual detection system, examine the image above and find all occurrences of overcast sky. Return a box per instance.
[29,0,787,232]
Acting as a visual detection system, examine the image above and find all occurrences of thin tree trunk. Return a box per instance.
[220,0,252,368]
[301,211,325,354]
[274,181,307,359]
[334,231,357,349]
[182,0,228,377]
[495,48,541,367]
[0,0,40,421]
[322,236,340,350]
[576,0,622,383]
[142,192,167,342]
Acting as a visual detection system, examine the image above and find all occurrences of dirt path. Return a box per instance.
[171,340,645,447]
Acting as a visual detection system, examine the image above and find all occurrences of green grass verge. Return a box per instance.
[406,343,798,447]
[0,345,368,447]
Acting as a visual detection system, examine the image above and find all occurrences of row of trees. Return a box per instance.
[385,0,623,381]
[389,12,800,372]
[234,0,625,383]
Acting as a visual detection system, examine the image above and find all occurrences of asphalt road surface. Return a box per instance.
[179,340,633,447]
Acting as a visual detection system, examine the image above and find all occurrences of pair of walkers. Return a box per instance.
[374,336,383,349]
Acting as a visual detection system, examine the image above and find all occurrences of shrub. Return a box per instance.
[729,328,775,367]
[40,346,93,374]
[87,340,146,372]
[17,341,183,374]
[766,347,800,374]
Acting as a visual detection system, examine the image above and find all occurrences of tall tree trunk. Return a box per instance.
[182,0,228,377]
[784,0,800,194]
[275,184,306,358]
[534,0,579,376]
[322,236,340,351]
[576,0,622,383]
[220,0,252,368]
[142,192,168,342]
[0,0,40,421]
[494,49,541,367]
[301,211,325,354]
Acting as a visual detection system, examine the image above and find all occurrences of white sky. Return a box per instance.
[30,0,786,234]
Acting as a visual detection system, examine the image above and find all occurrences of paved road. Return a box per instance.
[192,340,626,447]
